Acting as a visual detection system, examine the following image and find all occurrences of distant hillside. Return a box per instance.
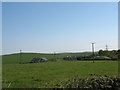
[2,52,92,64]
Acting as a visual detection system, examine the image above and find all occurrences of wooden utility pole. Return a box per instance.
[54,52,56,61]
[91,43,95,63]
[106,44,108,51]
[19,49,22,64]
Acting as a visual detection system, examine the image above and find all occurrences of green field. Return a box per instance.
[2,53,118,88]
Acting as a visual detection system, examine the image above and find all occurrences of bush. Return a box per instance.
[51,75,120,89]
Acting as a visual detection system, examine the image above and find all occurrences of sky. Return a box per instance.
[0,2,2,55]
[1,0,119,2]
[2,2,118,54]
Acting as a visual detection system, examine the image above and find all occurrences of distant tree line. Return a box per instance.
[98,50,118,60]
[63,50,119,60]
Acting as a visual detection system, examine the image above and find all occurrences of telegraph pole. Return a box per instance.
[106,44,108,51]
[19,49,22,64]
[54,52,56,61]
[91,43,95,63]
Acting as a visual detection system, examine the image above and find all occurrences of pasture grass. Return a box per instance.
[2,60,118,88]
[2,53,118,88]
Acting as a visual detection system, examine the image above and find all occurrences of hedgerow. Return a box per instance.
[50,75,120,89]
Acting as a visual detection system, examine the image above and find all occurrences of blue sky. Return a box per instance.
[2,2,118,54]
[0,2,2,55]
[1,0,119,2]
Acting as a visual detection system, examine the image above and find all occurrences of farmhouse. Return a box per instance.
[30,57,48,63]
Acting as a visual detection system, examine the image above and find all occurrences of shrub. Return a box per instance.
[50,75,120,89]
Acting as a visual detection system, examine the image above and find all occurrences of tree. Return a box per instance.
[98,50,104,56]
[118,49,120,59]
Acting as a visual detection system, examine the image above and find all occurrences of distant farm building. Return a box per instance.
[30,58,48,63]
[63,56,77,60]
[77,56,92,60]
[63,55,112,61]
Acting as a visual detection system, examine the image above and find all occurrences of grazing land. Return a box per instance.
[2,53,118,88]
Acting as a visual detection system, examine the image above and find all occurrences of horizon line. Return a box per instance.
[1,49,118,55]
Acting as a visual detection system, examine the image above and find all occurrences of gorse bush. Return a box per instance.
[50,75,120,89]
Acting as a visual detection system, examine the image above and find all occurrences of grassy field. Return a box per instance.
[2,53,118,88]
